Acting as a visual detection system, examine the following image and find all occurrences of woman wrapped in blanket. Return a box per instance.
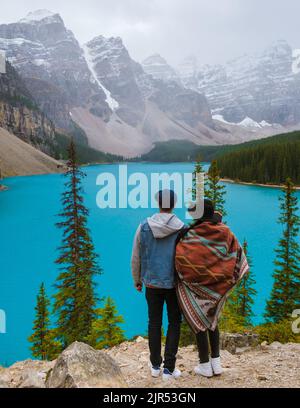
[175,199,249,378]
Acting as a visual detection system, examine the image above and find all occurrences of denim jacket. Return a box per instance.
[131,213,185,289]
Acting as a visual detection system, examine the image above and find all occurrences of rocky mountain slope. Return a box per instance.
[0,337,299,388]
[75,34,226,156]
[2,10,299,157]
[177,40,300,127]
[0,9,266,158]
[0,127,64,177]
[0,10,109,131]
[0,60,58,155]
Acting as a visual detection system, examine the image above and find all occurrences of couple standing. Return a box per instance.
[131,189,248,380]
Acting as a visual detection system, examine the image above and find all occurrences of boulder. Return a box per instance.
[0,359,53,388]
[19,369,46,388]
[46,342,127,388]
[135,336,146,343]
[268,341,282,350]
[220,332,259,354]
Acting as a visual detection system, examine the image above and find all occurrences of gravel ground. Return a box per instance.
[105,337,300,388]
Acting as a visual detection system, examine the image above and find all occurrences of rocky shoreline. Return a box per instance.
[221,177,300,190]
[0,334,299,388]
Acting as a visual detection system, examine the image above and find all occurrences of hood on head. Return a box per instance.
[147,213,184,238]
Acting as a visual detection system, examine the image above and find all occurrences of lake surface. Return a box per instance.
[1,162,299,366]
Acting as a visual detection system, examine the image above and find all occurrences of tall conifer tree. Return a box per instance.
[206,160,227,217]
[28,283,61,360]
[265,178,300,322]
[53,140,101,346]
[234,240,257,325]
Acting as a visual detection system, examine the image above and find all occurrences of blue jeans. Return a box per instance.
[145,287,182,372]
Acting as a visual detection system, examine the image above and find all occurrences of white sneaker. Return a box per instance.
[194,362,213,378]
[162,367,181,380]
[211,357,223,375]
[149,363,161,378]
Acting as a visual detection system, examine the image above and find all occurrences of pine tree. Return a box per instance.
[206,160,227,217]
[53,140,101,346]
[28,283,61,360]
[220,240,256,330]
[87,297,125,349]
[234,240,257,325]
[219,289,245,333]
[265,178,300,322]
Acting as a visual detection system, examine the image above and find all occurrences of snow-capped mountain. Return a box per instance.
[177,40,300,126]
[1,10,297,157]
[0,10,233,156]
[0,10,110,130]
[1,10,235,156]
[71,34,225,155]
[142,54,178,82]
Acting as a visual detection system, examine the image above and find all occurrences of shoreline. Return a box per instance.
[1,163,300,191]
[221,177,300,190]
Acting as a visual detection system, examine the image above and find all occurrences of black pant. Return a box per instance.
[145,287,182,372]
[196,326,220,363]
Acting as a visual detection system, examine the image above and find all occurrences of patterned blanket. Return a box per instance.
[175,221,249,333]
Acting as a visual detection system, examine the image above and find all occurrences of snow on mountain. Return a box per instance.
[82,43,119,111]
[213,114,275,129]
[142,54,178,82]
[0,12,110,130]
[239,117,262,128]
[292,49,300,74]
[19,9,58,24]
[178,40,300,126]
[2,10,295,157]
[19,10,57,23]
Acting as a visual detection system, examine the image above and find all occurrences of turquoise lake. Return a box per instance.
[1,162,299,366]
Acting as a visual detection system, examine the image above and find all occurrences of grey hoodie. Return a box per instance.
[131,213,185,286]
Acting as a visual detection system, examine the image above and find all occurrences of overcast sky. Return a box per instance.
[1,0,300,66]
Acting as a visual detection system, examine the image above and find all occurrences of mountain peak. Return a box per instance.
[142,53,168,66]
[263,39,291,56]
[141,53,178,81]
[19,10,59,23]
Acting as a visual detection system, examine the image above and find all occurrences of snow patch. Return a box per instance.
[292,49,300,74]
[238,117,261,128]
[33,59,49,67]
[212,114,232,124]
[19,10,56,23]
[82,44,119,111]
[213,114,274,128]
[259,120,272,127]
[0,38,41,47]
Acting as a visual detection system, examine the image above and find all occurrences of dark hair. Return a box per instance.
[157,189,176,210]
[203,199,214,218]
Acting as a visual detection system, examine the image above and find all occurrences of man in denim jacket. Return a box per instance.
[131,189,185,380]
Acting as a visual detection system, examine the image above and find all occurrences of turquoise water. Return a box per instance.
[0,163,299,366]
